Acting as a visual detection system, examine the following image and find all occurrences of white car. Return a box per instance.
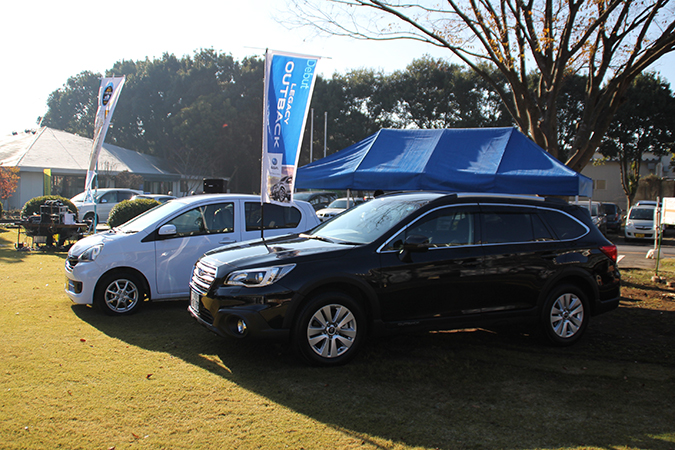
[624,204,660,240]
[71,188,143,223]
[65,194,320,315]
[130,193,177,204]
[315,197,367,221]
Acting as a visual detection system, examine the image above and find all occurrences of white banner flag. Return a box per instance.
[84,76,125,201]
[261,50,319,205]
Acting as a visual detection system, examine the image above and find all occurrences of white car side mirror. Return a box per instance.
[158,224,177,236]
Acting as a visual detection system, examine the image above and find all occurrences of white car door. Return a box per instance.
[154,201,240,297]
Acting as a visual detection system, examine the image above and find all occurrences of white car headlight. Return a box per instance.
[225,264,296,287]
[78,244,103,262]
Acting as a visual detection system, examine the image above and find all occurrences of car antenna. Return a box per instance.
[260,201,270,251]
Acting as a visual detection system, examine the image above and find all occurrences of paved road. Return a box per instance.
[610,230,675,270]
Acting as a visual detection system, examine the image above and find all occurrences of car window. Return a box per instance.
[629,207,655,220]
[166,202,235,237]
[386,208,476,250]
[245,202,302,231]
[481,211,538,244]
[99,191,116,204]
[540,209,587,240]
[118,190,136,202]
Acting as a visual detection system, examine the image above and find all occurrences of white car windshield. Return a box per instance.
[308,196,430,244]
[116,201,184,233]
[629,207,655,221]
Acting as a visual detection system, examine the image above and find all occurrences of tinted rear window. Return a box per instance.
[540,209,587,240]
[245,202,302,230]
[481,211,554,243]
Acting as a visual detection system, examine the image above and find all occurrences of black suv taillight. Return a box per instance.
[600,244,618,262]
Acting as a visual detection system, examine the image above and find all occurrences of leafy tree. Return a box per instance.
[599,73,675,208]
[302,68,395,165]
[286,0,675,172]
[386,57,512,129]
[42,71,101,137]
[0,163,20,205]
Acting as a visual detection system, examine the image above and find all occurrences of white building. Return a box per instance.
[0,127,210,211]
[580,153,674,210]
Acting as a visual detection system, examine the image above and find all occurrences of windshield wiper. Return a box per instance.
[300,233,336,243]
[300,234,361,245]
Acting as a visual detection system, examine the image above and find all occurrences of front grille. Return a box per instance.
[198,302,214,325]
[190,259,217,296]
[65,257,79,271]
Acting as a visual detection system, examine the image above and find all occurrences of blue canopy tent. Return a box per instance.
[295,127,592,197]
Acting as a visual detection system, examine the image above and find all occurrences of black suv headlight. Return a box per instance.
[224,264,296,287]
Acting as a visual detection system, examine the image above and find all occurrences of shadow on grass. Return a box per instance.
[0,227,69,263]
[72,300,675,449]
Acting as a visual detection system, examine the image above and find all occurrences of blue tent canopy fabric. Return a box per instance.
[295,127,593,197]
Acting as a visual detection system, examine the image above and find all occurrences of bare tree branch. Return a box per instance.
[283,0,675,172]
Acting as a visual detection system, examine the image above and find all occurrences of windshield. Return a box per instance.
[117,201,184,233]
[629,207,655,221]
[308,196,429,244]
[71,192,104,202]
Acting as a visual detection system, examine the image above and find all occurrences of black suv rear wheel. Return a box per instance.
[542,284,589,346]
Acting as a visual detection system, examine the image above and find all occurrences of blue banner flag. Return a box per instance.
[261,50,319,204]
[84,76,125,202]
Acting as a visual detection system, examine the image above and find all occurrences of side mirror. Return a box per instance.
[399,235,430,262]
[158,224,177,236]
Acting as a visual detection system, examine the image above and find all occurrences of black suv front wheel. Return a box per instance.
[293,292,366,366]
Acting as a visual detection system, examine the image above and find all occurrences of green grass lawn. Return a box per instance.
[1,226,674,449]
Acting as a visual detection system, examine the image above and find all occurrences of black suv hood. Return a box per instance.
[202,235,356,270]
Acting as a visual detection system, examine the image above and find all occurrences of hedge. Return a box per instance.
[107,198,160,227]
[21,195,78,220]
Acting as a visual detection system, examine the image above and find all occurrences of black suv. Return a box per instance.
[189,192,621,366]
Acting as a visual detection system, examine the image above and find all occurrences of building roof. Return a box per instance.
[0,127,180,180]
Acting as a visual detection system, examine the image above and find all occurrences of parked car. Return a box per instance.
[570,200,607,235]
[131,193,177,204]
[65,194,320,315]
[315,197,367,221]
[624,204,661,241]
[71,188,143,223]
[601,202,622,233]
[293,191,338,211]
[189,192,621,366]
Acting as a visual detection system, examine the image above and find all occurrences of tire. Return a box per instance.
[293,292,366,366]
[83,212,98,232]
[541,284,589,346]
[94,272,145,316]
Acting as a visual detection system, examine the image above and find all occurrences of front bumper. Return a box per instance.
[189,291,289,340]
[64,261,101,305]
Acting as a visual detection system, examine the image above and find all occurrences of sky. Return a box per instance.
[1,0,673,137]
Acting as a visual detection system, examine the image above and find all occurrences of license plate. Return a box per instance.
[190,290,200,311]
[636,233,645,238]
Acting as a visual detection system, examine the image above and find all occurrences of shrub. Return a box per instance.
[21,195,78,220]
[108,198,160,227]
